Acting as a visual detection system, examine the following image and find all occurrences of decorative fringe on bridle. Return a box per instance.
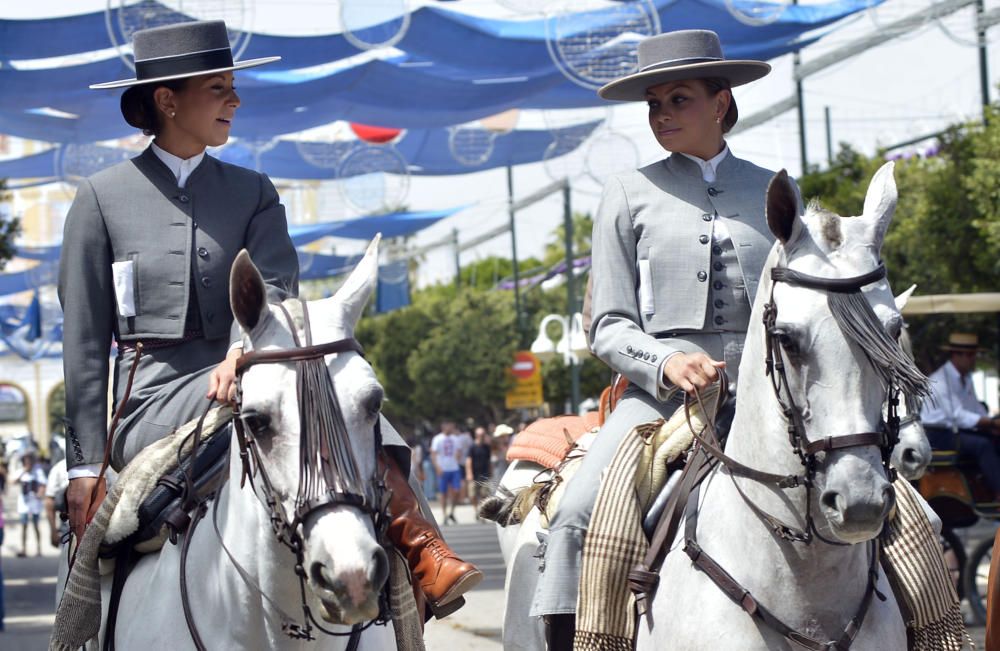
[827,291,930,398]
[296,356,369,510]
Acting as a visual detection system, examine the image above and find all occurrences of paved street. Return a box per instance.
[0,491,989,649]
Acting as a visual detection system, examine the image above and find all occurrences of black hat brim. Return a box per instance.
[90,56,281,90]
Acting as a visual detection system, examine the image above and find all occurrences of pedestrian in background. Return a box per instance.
[16,451,46,557]
[492,423,514,479]
[431,420,463,524]
[455,425,473,504]
[419,431,437,501]
[466,426,493,515]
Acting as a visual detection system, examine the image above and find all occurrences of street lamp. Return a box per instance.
[530,312,589,413]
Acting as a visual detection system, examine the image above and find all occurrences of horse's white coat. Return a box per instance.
[636,163,908,649]
[103,237,397,650]
[496,165,917,651]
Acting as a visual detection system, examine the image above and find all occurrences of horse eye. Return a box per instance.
[241,410,272,436]
[773,328,800,355]
[364,389,384,418]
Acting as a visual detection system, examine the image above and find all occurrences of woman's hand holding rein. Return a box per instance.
[207,346,243,404]
[663,352,726,393]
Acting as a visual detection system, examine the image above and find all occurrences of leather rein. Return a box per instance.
[181,300,391,650]
[632,262,899,651]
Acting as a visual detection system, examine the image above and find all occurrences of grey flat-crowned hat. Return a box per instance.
[90,20,279,90]
[598,29,770,101]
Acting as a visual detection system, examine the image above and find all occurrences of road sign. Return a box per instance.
[506,350,544,409]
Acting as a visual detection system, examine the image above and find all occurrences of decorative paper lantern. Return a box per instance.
[349,123,403,144]
[480,109,520,134]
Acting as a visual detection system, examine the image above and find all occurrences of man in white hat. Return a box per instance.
[922,332,1000,499]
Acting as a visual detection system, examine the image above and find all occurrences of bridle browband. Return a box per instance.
[226,299,391,645]
[678,261,899,651]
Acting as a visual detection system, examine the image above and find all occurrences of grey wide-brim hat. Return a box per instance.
[90,20,279,90]
[598,30,770,101]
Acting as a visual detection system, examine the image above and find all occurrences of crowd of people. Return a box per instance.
[411,420,523,523]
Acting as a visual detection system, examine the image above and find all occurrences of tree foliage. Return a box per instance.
[799,112,1000,371]
[0,179,21,272]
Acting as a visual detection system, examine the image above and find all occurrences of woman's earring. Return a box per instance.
[715,116,721,124]
[169,111,176,118]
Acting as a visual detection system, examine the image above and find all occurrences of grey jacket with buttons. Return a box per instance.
[589,151,792,400]
[58,147,298,469]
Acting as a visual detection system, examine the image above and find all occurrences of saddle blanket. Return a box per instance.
[506,412,601,469]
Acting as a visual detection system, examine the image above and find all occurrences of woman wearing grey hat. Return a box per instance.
[61,19,479,613]
[531,29,799,648]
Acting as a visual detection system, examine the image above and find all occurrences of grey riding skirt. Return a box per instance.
[531,384,684,617]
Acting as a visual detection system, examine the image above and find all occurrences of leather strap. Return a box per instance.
[770,263,885,293]
[181,500,211,651]
[630,446,715,615]
[683,483,880,651]
[802,431,885,456]
[236,338,364,373]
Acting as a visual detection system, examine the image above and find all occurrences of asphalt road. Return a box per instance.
[0,501,990,650]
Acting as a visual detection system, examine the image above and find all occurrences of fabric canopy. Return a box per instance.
[902,293,1000,315]
[288,206,463,245]
[0,0,875,142]
[0,121,600,183]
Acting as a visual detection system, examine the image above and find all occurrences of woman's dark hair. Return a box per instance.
[700,77,738,134]
[120,77,190,136]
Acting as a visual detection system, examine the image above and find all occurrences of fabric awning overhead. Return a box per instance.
[0,0,879,143]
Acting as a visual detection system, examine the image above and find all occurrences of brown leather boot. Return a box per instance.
[383,454,483,609]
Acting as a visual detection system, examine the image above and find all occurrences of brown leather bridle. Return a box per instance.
[227,300,391,646]
[631,262,901,651]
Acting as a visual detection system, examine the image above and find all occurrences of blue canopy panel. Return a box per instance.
[288,206,463,245]
[0,121,600,181]
[1,0,877,68]
[298,251,364,281]
[0,0,875,143]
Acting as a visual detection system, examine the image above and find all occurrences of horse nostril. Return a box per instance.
[369,546,389,590]
[310,562,340,594]
[820,491,841,513]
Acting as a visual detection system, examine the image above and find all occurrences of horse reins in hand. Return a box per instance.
[633,262,905,651]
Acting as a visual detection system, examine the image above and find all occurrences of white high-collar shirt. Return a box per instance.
[151,141,206,188]
[680,143,730,183]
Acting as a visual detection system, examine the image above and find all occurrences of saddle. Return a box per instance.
[506,412,600,469]
[100,423,232,557]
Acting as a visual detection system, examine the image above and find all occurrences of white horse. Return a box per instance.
[888,298,931,482]
[103,238,396,650]
[494,163,928,650]
[637,163,914,649]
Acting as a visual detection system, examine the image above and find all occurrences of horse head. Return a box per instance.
[757,162,927,544]
[229,236,389,626]
[889,287,931,481]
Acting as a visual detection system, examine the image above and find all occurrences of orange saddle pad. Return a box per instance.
[507,412,600,469]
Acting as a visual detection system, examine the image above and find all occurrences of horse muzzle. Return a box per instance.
[819,463,895,543]
[308,544,389,625]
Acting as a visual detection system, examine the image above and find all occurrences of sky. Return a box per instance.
[3,0,999,288]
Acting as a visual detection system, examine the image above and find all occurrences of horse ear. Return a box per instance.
[862,161,897,250]
[766,169,798,244]
[894,284,917,311]
[334,234,381,331]
[230,249,267,332]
